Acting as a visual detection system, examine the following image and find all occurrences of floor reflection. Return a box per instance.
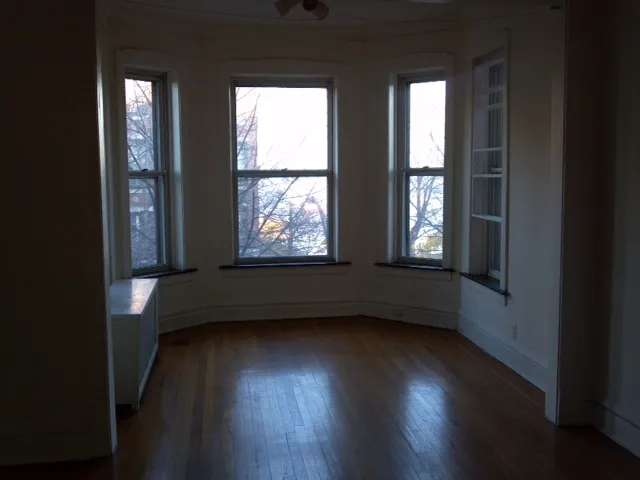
[232,361,336,479]
[402,376,457,479]
[5,319,640,479]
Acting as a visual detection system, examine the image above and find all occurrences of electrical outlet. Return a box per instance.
[511,324,518,340]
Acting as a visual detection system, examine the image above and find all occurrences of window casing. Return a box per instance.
[231,78,336,265]
[395,72,447,267]
[469,50,508,291]
[124,71,172,274]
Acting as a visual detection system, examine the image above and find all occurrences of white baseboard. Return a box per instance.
[362,302,457,330]
[160,301,361,333]
[458,315,548,391]
[138,343,158,407]
[160,301,457,334]
[594,403,640,457]
[0,431,114,466]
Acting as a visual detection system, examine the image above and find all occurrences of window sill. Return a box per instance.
[461,272,509,297]
[135,268,198,279]
[220,261,351,270]
[374,262,454,272]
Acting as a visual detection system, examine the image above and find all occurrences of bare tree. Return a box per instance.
[235,87,328,259]
[408,130,444,259]
[126,84,442,264]
[126,79,159,268]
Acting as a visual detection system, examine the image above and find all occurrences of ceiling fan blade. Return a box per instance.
[274,0,301,17]
[382,0,455,3]
[313,1,330,20]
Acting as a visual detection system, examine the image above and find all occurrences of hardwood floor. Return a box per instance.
[3,317,640,479]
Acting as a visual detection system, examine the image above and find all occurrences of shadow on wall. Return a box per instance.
[594,0,640,457]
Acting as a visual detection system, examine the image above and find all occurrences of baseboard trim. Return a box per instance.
[0,431,114,466]
[161,301,361,333]
[458,315,548,391]
[593,403,640,457]
[138,343,158,407]
[160,301,457,334]
[362,302,457,330]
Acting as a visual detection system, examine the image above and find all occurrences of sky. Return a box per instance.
[125,79,447,258]
[409,80,446,169]
[235,81,446,171]
[126,79,447,172]
[236,86,328,171]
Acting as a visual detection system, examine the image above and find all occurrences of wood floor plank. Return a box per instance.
[2,316,640,480]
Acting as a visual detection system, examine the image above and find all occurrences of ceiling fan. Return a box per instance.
[274,0,330,20]
[274,0,460,21]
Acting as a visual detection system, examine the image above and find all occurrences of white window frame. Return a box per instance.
[468,49,509,291]
[230,77,336,265]
[123,70,172,275]
[394,70,448,267]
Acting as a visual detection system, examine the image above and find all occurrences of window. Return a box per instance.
[395,72,447,266]
[231,79,335,264]
[125,72,171,273]
[468,50,508,291]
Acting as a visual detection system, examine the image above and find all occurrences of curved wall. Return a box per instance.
[106,6,563,393]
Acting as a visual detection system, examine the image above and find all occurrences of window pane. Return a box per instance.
[472,177,502,217]
[235,86,328,170]
[489,62,505,89]
[473,150,502,175]
[487,106,503,148]
[237,176,328,258]
[126,78,156,171]
[409,81,446,168]
[472,59,505,151]
[408,175,443,260]
[130,178,160,269]
[488,220,501,275]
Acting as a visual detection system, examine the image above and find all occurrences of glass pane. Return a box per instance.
[489,89,503,106]
[487,220,501,274]
[235,86,328,170]
[237,176,328,258]
[487,106,503,148]
[473,150,502,175]
[472,177,502,217]
[408,80,446,168]
[407,175,443,261]
[125,78,156,171]
[489,62,505,89]
[130,178,160,269]
[472,58,505,151]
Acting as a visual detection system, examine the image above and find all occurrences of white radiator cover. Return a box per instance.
[110,278,159,410]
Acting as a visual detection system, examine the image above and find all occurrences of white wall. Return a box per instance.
[108,10,465,333]
[107,3,640,459]
[594,0,640,457]
[2,0,634,466]
[107,5,568,412]
[553,0,605,426]
[1,1,115,465]
[362,29,462,327]
[107,6,565,397]
[457,9,565,392]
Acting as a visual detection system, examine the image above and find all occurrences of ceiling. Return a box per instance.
[120,0,557,26]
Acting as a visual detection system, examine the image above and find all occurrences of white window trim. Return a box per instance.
[230,77,337,265]
[468,49,510,293]
[391,67,453,269]
[124,70,172,275]
[113,50,187,279]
